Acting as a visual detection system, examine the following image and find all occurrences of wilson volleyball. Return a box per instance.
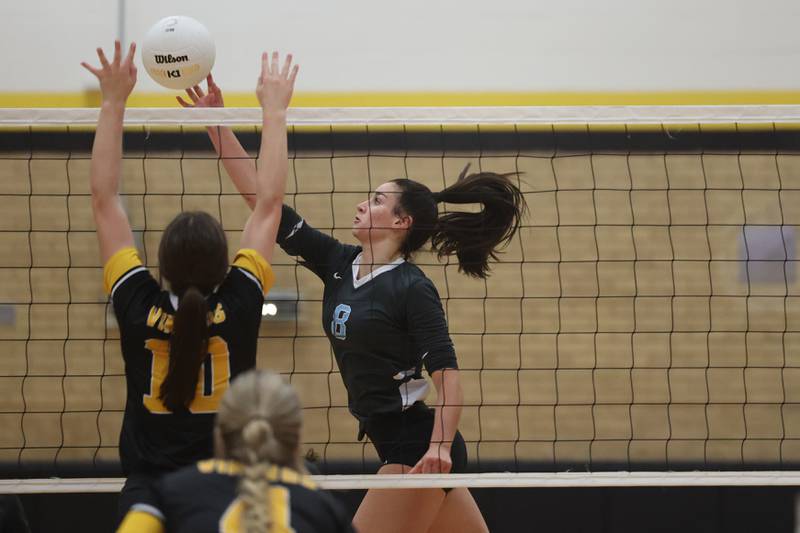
[141,16,215,90]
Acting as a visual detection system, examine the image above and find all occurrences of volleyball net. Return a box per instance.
[2,106,800,490]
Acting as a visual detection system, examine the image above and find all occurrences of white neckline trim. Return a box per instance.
[351,253,405,289]
[168,285,221,311]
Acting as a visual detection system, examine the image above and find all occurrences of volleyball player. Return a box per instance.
[81,43,298,519]
[181,77,525,532]
[117,369,353,533]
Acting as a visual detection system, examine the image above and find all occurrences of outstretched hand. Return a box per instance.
[256,51,299,113]
[81,40,137,105]
[177,74,224,108]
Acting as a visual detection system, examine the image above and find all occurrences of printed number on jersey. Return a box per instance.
[331,304,351,340]
[220,486,294,533]
[143,336,231,414]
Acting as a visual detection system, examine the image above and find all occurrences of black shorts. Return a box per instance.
[117,471,162,523]
[363,403,468,474]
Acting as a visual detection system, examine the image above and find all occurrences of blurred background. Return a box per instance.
[2,0,800,106]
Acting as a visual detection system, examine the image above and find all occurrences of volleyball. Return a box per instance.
[141,16,215,90]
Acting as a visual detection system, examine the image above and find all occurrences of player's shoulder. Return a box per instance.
[161,459,237,492]
[339,244,362,265]
[265,465,318,491]
[326,245,362,280]
[400,260,428,278]
[276,470,351,530]
[397,261,435,289]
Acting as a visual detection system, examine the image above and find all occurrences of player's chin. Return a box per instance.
[351,224,372,241]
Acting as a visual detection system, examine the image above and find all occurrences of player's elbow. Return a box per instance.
[90,178,118,207]
[90,191,114,217]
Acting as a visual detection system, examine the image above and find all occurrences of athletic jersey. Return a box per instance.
[117,459,353,533]
[104,247,274,475]
[277,205,457,421]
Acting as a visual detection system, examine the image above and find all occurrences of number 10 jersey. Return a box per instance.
[103,247,274,475]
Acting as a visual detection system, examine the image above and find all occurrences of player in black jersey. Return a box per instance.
[180,78,525,532]
[82,44,298,520]
[118,369,353,533]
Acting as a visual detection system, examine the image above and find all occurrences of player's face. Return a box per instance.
[352,182,409,244]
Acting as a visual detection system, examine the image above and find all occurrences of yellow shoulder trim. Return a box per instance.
[267,465,318,490]
[232,249,275,296]
[103,247,144,295]
[116,510,164,533]
[197,458,243,475]
[198,460,317,490]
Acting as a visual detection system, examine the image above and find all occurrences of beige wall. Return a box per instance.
[1,136,800,466]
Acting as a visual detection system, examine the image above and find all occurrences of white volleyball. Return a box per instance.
[141,16,215,90]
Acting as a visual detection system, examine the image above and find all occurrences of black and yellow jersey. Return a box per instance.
[117,459,354,533]
[104,247,274,475]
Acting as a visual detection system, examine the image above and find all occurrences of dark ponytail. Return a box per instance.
[392,165,527,278]
[161,286,209,412]
[158,211,229,412]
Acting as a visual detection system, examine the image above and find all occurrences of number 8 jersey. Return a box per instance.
[277,205,457,422]
[104,247,274,475]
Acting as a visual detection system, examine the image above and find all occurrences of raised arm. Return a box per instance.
[81,41,137,263]
[183,72,351,278]
[177,75,258,210]
[238,52,299,263]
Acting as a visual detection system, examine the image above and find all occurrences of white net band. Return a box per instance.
[2,471,800,494]
[2,105,800,125]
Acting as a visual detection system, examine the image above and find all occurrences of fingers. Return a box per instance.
[123,42,136,66]
[410,455,451,474]
[97,47,110,69]
[271,51,279,75]
[193,84,205,98]
[208,74,221,94]
[289,64,299,85]
[176,96,192,108]
[280,54,293,77]
[260,52,269,81]
[112,40,121,65]
[80,62,100,77]
[185,87,199,103]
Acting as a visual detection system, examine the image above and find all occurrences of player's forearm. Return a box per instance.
[430,368,463,447]
[207,126,258,210]
[89,101,125,208]
[253,110,287,212]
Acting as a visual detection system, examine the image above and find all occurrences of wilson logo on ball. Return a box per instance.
[154,54,189,64]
